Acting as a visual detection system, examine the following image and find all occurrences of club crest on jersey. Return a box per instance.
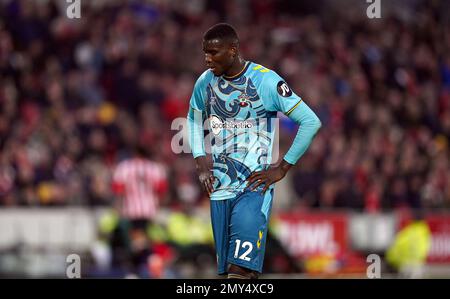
[277,81,292,97]
[238,92,250,107]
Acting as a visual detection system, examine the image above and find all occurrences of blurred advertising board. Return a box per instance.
[272,212,349,258]
[427,216,450,263]
[397,212,450,263]
[270,212,369,274]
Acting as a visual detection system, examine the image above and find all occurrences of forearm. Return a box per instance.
[195,155,209,171]
[278,159,293,174]
[187,107,206,158]
[283,102,321,165]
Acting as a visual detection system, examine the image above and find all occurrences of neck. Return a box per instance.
[224,56,246,78]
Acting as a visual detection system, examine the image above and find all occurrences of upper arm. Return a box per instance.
[189,71,210,111]
[261,71,303,116]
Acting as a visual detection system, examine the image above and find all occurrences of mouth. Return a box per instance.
[207,65,217,72]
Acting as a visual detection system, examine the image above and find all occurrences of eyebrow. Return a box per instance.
[203,48,219,52]
[202,45,220,53]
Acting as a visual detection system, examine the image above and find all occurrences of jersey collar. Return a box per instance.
[222,61,250,81]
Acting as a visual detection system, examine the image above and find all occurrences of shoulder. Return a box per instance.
[248,62,283,85]
[248,64,295,99]
[114,159,128,173]
[195,69,214,88]
[146,161,168,176]
[249,63,289,96]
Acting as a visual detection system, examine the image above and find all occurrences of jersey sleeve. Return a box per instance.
[189,70,210,111]
[261,70,322,165]
[261,71,303,115]
[187,71,210,158]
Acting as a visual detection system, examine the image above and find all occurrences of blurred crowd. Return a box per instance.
[0,0,449,214]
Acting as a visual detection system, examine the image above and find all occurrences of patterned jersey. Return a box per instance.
[189,61,305,200]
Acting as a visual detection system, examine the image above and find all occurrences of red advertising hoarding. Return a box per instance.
[273,212,349,258]
[398,213,450,263]
[427,215,450,263]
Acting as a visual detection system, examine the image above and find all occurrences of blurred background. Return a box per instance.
[0,0,449,278]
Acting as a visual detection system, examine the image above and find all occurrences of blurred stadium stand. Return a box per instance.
[0,0,449,278]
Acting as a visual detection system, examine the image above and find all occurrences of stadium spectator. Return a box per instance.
[111,144,168,276]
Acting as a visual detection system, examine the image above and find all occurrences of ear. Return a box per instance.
[229,46,237,58]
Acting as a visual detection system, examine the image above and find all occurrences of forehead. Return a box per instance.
[202,38,229,51]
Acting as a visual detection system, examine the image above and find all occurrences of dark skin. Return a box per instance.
[196,38,294,279]
[203,38,244,78]
[197,37,293,198]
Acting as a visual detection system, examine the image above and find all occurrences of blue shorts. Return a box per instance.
[210,188,274,275]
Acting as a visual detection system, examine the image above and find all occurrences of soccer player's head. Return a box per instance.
[203,23,239,76]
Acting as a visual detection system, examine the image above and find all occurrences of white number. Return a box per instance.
[234,239,253,261]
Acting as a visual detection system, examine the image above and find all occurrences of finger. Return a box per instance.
[249,175,267,189]
[205,180,212,195]
[251,179,267,191]
[203,181,210,195]
[207,176,215,194]
[202,177,212,194]
[247,173,264,186]
[247,171,262,181]
[209,175,216,192]
[247,172,261,182]
[246,177,261,189]
[261,181,272,194]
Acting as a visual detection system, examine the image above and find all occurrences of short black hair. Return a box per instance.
[133,143,150,158]
[203,23,239,45]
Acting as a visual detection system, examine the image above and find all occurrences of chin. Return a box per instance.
[209,68,223,76]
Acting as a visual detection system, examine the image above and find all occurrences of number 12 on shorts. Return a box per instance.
[234,239,253,261]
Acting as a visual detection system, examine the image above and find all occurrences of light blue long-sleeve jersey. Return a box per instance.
[187,61,321,200]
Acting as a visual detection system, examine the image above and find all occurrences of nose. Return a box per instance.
[205,54,212,64]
